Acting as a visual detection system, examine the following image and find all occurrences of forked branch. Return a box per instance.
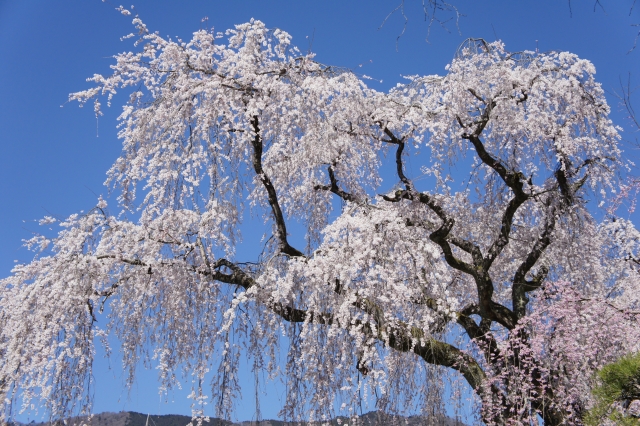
[314,165,357,202]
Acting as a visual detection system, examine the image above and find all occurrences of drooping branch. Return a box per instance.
[616,73,640,130]
[412,298,504,366]
[285,302,486,391]
[96,254,487,392]
[250,116,304,257]
[385,322,486,391]
[94,254,146,299]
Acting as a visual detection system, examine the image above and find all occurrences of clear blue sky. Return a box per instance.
[1,0,638,422]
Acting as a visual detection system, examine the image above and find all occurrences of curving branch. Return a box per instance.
[379,125,414,192]
[385,188,478,279]
[250,116,304,257]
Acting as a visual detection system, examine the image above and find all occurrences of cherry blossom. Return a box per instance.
[1,20,638,425]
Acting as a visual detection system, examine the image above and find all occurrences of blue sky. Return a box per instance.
[1,0,639,422]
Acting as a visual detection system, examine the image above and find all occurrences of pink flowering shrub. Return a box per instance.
[478,282,640,424]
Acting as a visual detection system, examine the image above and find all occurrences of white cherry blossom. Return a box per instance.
[1,21,638,425]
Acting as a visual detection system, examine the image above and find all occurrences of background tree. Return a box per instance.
[585,352,640,425]
[1,7,640,426]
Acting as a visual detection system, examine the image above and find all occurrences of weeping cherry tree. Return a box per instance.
[2,14,640,425]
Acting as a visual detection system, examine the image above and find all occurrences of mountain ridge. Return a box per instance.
[10,410,467,426]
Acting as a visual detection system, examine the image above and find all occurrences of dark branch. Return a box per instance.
[382,180,507,326]
[457,109,529,202]
[555,165,573,205]
[449,236,483,265]
[484,189,530,270]
[250,116,304,257]
[314,165,357,202]
[377,124,413,191]
[96,254,487,392]
[378,126,481,279]
[512,205,556,320]
[96,254,145,266]
[390,132,413,192]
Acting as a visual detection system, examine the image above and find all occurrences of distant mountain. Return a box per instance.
[11,410,467,426]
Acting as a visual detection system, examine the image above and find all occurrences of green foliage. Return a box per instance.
[585,352,640,425]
